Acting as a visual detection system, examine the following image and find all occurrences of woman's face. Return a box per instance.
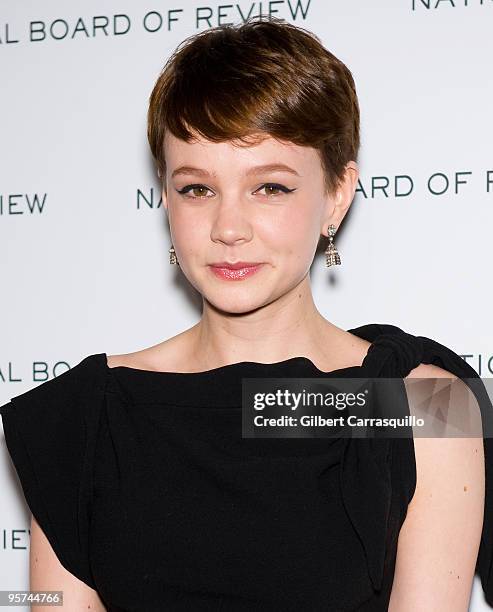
[162,131,357,314]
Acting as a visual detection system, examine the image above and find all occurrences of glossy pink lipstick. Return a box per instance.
[209,261,264,281]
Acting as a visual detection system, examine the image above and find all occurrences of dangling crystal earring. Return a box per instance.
[325,224,341,267]
[169,244,179,265]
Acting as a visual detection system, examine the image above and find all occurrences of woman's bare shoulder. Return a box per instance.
[106,328,195,372]
[406,362,457,379]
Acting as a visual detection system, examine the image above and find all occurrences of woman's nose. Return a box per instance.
[210,197,253,245]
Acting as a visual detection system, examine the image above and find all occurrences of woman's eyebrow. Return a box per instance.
[171,163,300,179]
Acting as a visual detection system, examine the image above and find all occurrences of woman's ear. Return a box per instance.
[336,161,359,213]
[322,161,359,232]
[159,173,169,213]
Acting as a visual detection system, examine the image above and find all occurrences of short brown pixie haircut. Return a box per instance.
[147,16,360,197]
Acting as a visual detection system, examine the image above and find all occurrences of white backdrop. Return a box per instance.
[1,0,492,609]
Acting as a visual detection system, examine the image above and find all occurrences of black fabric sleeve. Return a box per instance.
[0,354,106,590]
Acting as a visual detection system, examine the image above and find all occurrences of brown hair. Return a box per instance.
[147,16,360,196]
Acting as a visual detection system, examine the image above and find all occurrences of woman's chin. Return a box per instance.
[205,292,272,315]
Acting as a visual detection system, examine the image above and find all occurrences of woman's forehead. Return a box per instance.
[164,131,316,171]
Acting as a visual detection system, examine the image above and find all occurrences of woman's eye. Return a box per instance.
[176,184,214,199]
[255,183,296,197]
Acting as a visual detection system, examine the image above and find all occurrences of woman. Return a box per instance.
[1,16,492,612]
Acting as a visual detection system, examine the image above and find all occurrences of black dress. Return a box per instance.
[1,322,493,611]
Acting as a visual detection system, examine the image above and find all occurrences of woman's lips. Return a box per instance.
[209,264,264,280]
